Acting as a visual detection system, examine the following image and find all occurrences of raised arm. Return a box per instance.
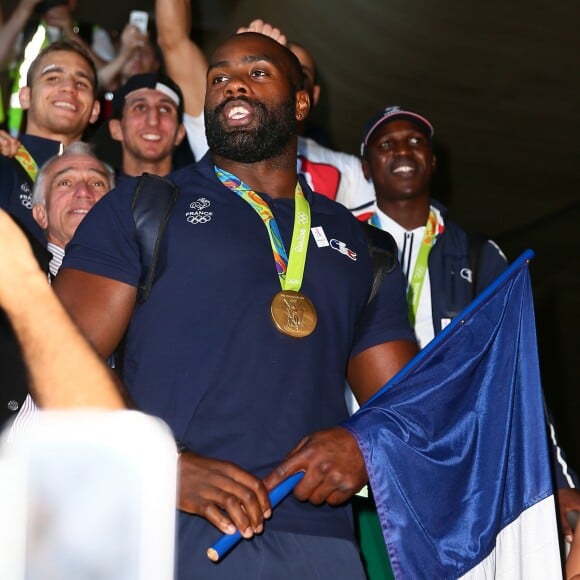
[155,0,207,118]
[43,4,109,69]
[0,0,42,67]
[97,22,148,90]
[0,210,124,409]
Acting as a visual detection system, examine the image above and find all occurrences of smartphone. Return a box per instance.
[129,10,149,34]
[0,410,177,580]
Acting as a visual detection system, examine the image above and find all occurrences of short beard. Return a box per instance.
[205,96,296,163]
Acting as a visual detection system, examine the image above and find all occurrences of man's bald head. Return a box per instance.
[208,32,304,94]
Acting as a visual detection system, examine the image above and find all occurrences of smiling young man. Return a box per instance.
[354,107,580,580]
[53,33,418,579]
[360,106,508,343]
[107,72,186,178]
[362,107,580,569]
[0,40,100,244]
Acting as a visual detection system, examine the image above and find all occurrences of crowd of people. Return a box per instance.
[0,1,579,578]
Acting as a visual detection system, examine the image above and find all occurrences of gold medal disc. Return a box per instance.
[270,290,318,338]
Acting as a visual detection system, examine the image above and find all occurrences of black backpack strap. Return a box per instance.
[131,173,179,304]
[359,222,398,304]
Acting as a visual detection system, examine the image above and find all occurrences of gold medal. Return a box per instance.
[214,168,316,338]
[270,290,317,338]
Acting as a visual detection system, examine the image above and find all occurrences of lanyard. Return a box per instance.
[14,145,39,182]
[406,210,438,326]
[371,209,439,326]
[215,166,311,292]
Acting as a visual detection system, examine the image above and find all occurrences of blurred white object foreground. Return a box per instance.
[0,410,177,580]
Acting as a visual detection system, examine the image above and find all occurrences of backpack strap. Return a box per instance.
[131,173,179,304]
[359,222,398,304]
[130,178,396,307]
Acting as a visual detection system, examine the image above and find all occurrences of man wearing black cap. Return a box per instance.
[351,105,508,578]
[356,105,580,579]
[360,106,508,345]
[105,72,186,179]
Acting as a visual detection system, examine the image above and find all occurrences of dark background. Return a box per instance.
[3,0,580,468]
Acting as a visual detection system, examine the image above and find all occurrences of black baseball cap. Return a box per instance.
[360,106,434,156]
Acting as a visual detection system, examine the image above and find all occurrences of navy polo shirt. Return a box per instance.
[63,155,414,547]
[0,134,61,244]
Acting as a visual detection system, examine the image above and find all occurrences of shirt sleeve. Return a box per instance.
[350,258,416,359]
[183,112,209,162]
[62,184,141,286]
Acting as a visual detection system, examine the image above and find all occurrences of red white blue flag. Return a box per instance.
[344,251,561,579]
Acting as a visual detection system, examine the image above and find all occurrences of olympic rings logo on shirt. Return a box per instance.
[186,212,212,224]
[186,198,213,225]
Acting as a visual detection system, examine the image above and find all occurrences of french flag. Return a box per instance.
[344,251,562,579]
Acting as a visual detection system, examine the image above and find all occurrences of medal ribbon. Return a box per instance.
[215,166,311,291]
[14,145,39,182]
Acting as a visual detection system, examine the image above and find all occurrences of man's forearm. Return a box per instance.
[0,210,125,410]
[2,274,125,410]
[156,0,207,117]
[0,1,36,67]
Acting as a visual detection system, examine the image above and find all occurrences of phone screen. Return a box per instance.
[129,10,149,34]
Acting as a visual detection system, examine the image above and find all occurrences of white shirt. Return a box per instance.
[48,242,64,279]
[183,112,209,162]
[297,136,375,216]
[371,205,445,348]
[179,121,376,216]
[346,205,445,416]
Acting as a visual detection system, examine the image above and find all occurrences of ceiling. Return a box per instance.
[69,0,579,237]
[6,0,580,461]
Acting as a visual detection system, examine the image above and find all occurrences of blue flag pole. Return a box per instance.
[207,250,537,566]
[206,471,304,562]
